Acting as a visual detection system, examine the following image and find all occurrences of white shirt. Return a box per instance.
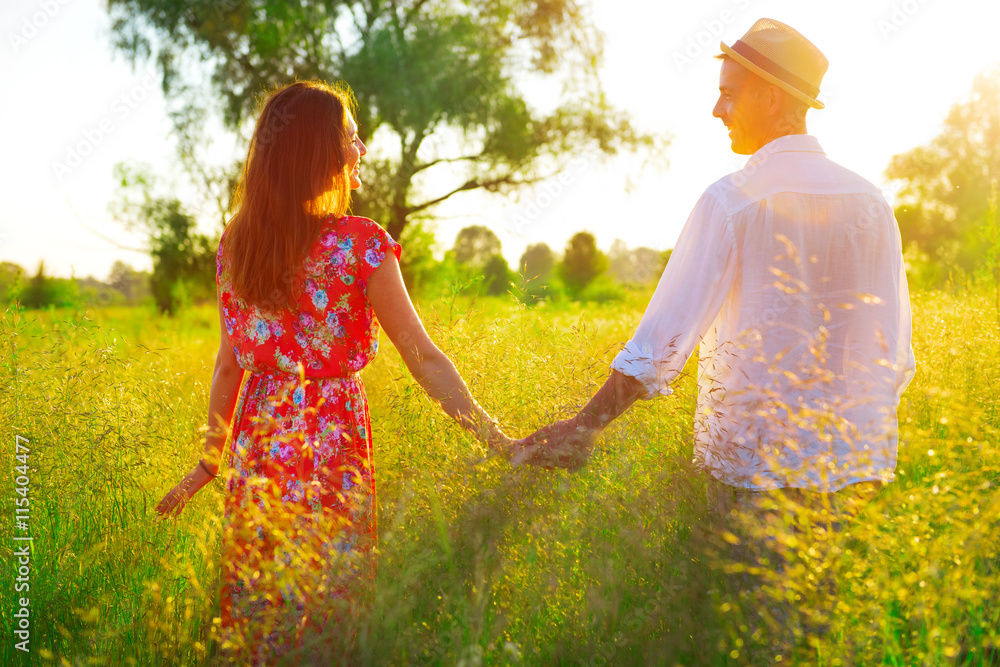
[611,134,916,492]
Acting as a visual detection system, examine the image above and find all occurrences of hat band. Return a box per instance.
[731,39,819,99]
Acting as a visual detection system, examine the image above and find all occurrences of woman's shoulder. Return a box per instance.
[327,215,399,247]
[329,214,388,235]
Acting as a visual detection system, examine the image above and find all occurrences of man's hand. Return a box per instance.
[511,418,596,472]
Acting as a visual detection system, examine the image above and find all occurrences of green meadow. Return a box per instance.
[1,287,998,665]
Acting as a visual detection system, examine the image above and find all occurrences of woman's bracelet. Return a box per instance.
[198,458,220,478]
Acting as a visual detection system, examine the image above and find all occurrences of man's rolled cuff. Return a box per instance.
[610,340,675,400]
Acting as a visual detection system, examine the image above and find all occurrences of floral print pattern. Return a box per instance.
[215,215,399,662]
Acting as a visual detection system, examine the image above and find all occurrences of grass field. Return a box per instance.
[1,287,998,665]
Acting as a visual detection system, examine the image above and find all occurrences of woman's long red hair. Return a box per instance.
[225,81,355,310]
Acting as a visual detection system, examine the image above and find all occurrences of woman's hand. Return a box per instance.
[155,463,217,518]
[485,426,518,462]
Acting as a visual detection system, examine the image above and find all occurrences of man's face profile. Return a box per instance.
[712,58,769,155]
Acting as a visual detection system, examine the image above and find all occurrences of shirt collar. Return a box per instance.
[744,134,825,168]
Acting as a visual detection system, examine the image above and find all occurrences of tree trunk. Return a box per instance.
[388,204,407,241]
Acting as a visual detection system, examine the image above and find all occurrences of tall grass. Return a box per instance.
[1,287,997,665]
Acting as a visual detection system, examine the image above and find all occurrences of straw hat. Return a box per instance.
[717,18,828,109]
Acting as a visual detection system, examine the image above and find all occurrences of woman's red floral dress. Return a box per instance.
[215,214,399,662]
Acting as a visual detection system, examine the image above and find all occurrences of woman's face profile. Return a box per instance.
[344,110,367,189]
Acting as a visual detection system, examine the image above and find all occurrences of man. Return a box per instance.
[517,17,916,659]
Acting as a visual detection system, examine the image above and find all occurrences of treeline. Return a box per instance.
[4,226,669,313]
[1,260,153,310]
[401,224,668,304]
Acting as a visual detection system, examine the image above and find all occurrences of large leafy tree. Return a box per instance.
[106,0,659,240]
[886,65,1000,273]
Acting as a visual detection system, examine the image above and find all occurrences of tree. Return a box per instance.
[110,163,217,314]
[886,65,1000,274]
[18,261,49,309]
[518,242,556,302]
[396,221,441,296]
[452,225,502,269]
[519,242,555,282]
[76,276,127,307]
[481,254,513,296]
[108,260,153,305]
[558,231,607,295]
[0,262,24,305]
[15,261,80,309]
[106,0,661,241]
[446,224,508,296]
[608,239,666,286]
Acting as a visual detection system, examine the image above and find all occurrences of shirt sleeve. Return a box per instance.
[610,191,736,398]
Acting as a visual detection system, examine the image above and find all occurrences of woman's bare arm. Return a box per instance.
[201,292,246,471]
[366,252,512,455]
[155,292,245,517]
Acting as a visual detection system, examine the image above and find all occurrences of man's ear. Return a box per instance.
[766,84,785,115]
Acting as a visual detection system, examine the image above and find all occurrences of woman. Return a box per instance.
[154,80,513,662]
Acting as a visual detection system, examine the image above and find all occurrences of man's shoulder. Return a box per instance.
[699,172,751,216]
[820,158,887,199]
[705,152,888,215]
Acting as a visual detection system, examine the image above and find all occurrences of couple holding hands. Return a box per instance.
[157,17,914,664]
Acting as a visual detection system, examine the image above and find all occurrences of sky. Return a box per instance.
[2,0,999,280]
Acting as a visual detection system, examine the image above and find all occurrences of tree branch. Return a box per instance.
[404,0,433,23]
[411,153,485,175]
[406,174,544,216]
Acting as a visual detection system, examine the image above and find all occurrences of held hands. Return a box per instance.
[479,415,595,470]
[511,418,597,472]
[504,371,637,470]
